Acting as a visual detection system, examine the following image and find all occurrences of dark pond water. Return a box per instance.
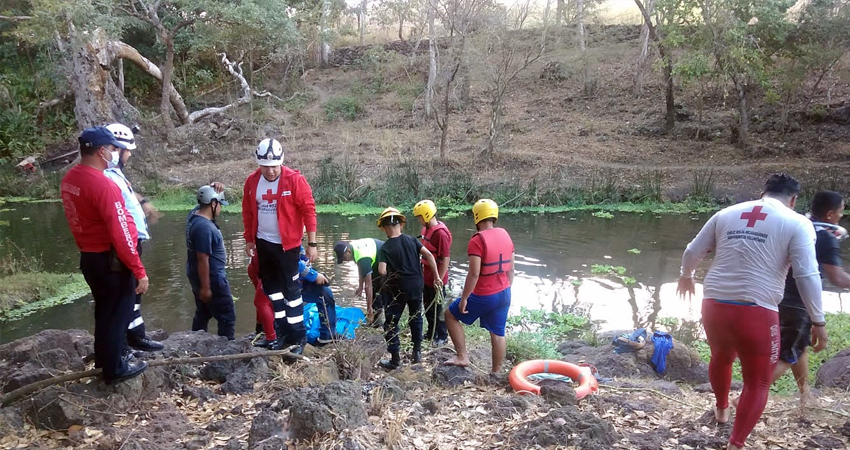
[1,202,848,343]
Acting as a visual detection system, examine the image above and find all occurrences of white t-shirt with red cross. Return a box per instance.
[683,197,823,320]
[256,175,281,244]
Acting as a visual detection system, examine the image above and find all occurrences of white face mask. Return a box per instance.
[104,148,120,168]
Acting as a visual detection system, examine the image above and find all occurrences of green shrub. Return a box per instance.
[507,307,591,340]
[506,332,561,362]
[324,96,364,121]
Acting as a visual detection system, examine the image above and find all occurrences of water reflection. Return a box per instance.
[0,203,847,343]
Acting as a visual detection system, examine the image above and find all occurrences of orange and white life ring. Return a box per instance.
[509,360,599,399]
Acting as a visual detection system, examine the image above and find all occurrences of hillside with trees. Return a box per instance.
[1,0,849,204]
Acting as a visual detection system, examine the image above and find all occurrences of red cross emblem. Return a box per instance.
[740,205,768,227]
[261,189,276,204]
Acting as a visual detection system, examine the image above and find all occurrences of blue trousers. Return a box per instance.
[302,282,337,341]
[191,278,236,340]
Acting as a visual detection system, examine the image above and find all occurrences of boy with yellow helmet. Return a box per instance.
[444,199,515,373]
[376,207,442,369]
[413,199,452,346]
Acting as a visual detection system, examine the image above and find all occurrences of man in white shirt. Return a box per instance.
[103,124,164,352]
[677,173,827,450]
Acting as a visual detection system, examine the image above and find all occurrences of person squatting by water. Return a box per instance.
[102,123,164,353]
[60,126,149,384]
[250,247,337,348]
[243,138,318,355]
[376,207,442,370]
[298,248,338,345]
[186,186,236,340]
[678,173,827,450]
[334,238,386,327]
[444,199,515,374]
[771,191,850,404]
[413,199,452,347]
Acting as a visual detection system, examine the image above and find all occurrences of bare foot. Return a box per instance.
[730,395,740,408]
[800,390,820,407]
[715,406,731,424]
[443,356,470,367]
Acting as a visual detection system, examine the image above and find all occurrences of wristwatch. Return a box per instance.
[812,321,826,327]
[307,242,318,248]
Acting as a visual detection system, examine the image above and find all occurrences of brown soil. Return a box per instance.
[121,25,850,201]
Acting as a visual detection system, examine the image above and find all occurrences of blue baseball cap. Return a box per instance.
[79,126,129,150]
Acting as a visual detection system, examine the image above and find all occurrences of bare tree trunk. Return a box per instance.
[487,95,503,156]
[634,0,674,131]
[319,0,331,66]
[577,0,591,97]
[117,58,124,94]
[633,0,655,97]
[70,38,137,129]
[97,40,190,124]
[663,54,674,131]
[458,35,470,106]
[541,0,552,52]
[359,0,368,45]
[398,12,405,41]
[555,0,564,43]
[426,6,437,118]
[736,81,749,148]
[159,32,176,136]
[436,63,460,158]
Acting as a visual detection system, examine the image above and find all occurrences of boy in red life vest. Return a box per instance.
[242,138,318,354]
[413,199,452,346]
[444,199,514,373]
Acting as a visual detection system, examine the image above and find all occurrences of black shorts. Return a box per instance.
[778,305,812,365]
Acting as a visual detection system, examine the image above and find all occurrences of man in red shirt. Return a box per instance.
[445,199,514,373]
[61,126,149,384]
[242,138,318,354]
[413,199,452,346]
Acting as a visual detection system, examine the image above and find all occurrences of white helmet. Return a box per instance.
[105,123,137,150]
[197,185,229,205]
[256,138,283,166]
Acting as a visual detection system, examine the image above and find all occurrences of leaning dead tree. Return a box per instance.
[91,35,282,128]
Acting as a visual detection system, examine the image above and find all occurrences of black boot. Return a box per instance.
[128,335,164,352]
[105,359,148,385]
[290,341,306,355]
[265,338,284,350]
[379,351,401,370]
[412,349,422,364]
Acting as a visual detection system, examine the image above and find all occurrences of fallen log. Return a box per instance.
[0,346,304,407]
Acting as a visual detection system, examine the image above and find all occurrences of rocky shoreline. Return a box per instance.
[2,329,850,449]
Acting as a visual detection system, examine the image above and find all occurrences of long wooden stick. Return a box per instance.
[1,347,303,407]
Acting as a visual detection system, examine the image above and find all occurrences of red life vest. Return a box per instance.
[475,227,514,276]
[420,221,451,284]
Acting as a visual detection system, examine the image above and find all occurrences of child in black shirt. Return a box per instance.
[377,207,441,369]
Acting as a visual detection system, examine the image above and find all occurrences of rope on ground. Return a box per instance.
[599,384,696,407]
[0,346,304,407]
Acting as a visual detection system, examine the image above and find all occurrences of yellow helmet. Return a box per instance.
[413,199,437,222]
[472,199,499,224]
[377,207,406,228]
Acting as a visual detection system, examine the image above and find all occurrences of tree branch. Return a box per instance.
[187,53,254,122]
[0,15,32,21]
[0,346,304,407]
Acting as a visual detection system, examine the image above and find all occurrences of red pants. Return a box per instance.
[702,299,779,448]
[249,255,277,341]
